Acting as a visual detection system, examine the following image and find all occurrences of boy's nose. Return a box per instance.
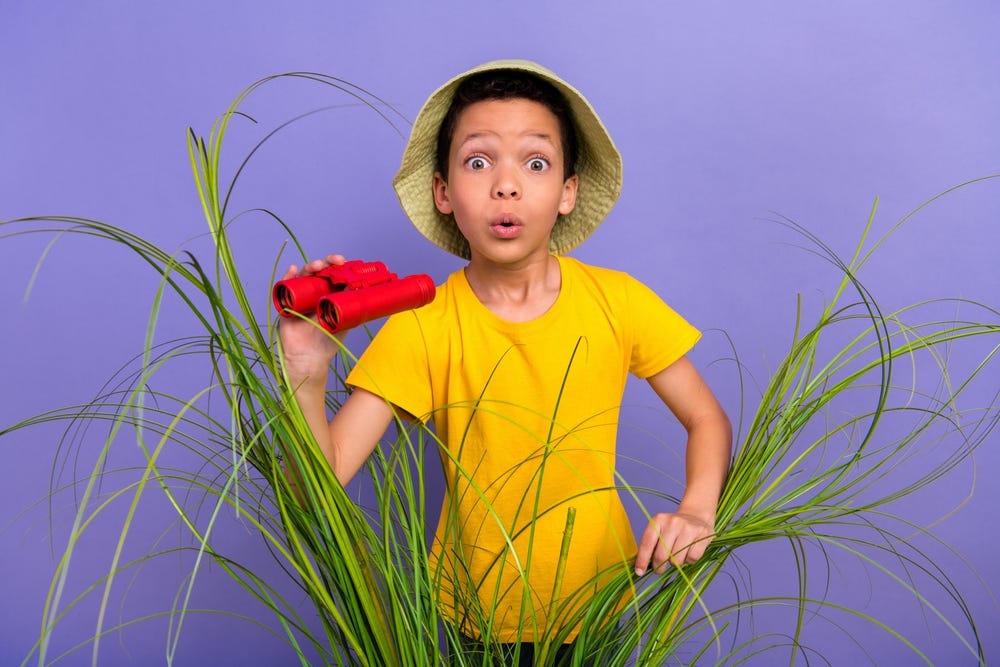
[493,173,521,199]
[492,164,520,199]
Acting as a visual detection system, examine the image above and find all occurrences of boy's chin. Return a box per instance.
[468,242,554,266]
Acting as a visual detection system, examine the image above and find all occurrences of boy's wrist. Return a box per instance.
[283,362,330,394]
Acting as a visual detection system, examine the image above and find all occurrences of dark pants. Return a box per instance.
[447,632,594,666]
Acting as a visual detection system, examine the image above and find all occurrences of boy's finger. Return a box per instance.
[682,532,713,563]
[653,535,682,573]
[634,528,656,576]
[636,521,672,575]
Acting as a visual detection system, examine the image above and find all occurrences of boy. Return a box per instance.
[278,59,732,663]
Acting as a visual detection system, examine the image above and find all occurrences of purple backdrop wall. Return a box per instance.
[2,2,998,665]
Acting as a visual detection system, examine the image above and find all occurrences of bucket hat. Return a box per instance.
[393,59,623,259]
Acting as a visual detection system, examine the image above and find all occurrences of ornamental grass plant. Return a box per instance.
[2,74,998,666]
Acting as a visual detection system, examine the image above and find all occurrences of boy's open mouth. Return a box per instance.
[490,214,522,238]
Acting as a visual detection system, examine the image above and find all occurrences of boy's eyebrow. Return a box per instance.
[456,131,559,148]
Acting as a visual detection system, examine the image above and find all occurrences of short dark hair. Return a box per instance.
[434,69,579,181]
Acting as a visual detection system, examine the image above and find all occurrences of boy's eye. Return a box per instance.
[465,156,490,170]
[527,157,550,172]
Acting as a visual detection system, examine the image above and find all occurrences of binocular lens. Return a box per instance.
[275,285,294,312]
[319,299,340,328]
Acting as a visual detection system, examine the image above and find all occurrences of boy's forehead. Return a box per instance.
[450,99,562,142]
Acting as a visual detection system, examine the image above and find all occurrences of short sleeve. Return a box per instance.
[345,310,434,422]
[626,276,702,378]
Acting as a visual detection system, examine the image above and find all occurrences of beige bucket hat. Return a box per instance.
[393,59,623,259]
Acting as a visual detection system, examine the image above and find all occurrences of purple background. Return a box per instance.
[2,2,998,665]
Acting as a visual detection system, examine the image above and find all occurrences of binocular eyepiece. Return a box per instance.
[273,259,435,333]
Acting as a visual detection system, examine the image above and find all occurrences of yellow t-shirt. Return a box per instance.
[346,255,700,642]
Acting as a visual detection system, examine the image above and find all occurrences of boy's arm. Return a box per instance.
[289,376,395,486]
[278,255,396,490]
[634,355,732,575]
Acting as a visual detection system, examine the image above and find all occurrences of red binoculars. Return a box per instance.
[272,259,435,333]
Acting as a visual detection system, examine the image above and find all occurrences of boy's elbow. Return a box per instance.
[695,406,733,448]
[718,410,734,458]
[685,403,733,467]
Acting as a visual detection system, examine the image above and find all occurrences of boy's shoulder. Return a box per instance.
[560,256,684,318]
[559,255,641,294]
[560,255,623,277]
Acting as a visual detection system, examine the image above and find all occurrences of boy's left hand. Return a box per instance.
[634,511,715,576]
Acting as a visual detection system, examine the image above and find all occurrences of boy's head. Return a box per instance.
[394,60,622,260]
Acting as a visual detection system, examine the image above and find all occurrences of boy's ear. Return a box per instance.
[432,172,453,215]
[558,174,579,216]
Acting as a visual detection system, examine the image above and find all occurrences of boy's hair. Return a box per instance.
[434,69,579,181]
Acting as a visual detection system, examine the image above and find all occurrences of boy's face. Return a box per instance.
[432,99,578,266]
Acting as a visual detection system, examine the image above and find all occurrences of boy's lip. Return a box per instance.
[489,213,523,238]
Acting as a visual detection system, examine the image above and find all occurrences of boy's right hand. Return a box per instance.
[278,254,348,386]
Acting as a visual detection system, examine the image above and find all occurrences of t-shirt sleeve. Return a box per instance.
[344,310,434,422]
[625,275,702,378]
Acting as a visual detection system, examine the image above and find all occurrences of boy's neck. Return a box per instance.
[463,254,562,322]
